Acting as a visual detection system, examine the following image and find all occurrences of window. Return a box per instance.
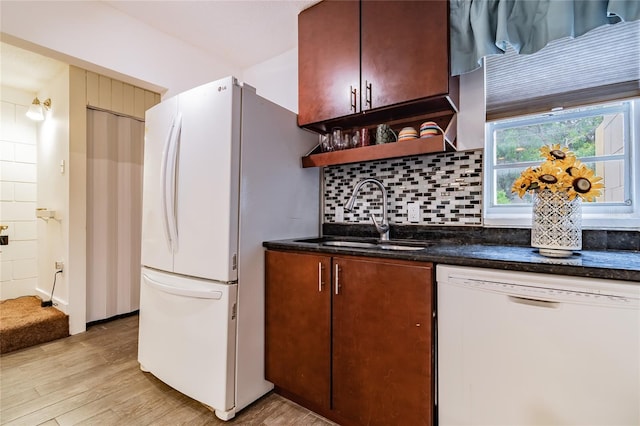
[482,20,639,230]
[484,100,639,229]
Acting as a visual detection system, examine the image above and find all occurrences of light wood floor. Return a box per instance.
[0,314,336,426]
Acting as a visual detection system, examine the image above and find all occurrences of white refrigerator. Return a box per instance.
[138,76,319,420]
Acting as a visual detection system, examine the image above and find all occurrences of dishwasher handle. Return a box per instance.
[508,295,559,309]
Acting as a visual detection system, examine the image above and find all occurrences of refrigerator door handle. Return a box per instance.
[166,113,182,252]
[160,113,182,253]
[143,272,223,300]
[160,115,177,251]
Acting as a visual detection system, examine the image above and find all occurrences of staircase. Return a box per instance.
[0,296,69,354]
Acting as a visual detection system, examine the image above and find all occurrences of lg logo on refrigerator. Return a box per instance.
[218,85,227,92]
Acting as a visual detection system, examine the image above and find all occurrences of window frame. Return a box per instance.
[483,99,640,230]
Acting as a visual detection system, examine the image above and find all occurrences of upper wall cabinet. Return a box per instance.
[298,0,459,133]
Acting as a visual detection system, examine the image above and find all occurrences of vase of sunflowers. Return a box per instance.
[512,144,604,258]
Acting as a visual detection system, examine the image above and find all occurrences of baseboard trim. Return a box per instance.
[35,288,68,313]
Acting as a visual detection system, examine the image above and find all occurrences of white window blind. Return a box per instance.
[485,20,640,120]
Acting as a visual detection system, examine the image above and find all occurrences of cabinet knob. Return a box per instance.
[365,81,372,109]
[335,263,341,295]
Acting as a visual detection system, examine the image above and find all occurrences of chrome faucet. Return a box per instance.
[344,178,390,241]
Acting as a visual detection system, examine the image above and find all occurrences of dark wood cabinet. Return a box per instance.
[264,250,331,412]
[360,1,451,113]
[298,0,458,133]
[332,256,433,426]
[298,0,360,126]
[265,249,434,426]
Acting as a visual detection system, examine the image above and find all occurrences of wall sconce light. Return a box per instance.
[26,97,52,121]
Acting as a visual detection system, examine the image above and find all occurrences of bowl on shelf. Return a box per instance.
[398,126,418,142]
[420,121,441,138]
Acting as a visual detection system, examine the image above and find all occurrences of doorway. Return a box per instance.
[86,108,144,322]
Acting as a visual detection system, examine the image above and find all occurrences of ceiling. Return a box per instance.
[1,0,318,93]
[1,43,68,93]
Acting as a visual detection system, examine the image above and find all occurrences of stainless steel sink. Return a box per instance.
[294,237,428,251]
[377,244,426,251]
[322,241,378,249]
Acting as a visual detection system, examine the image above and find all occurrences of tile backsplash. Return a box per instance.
[324,149,483,226]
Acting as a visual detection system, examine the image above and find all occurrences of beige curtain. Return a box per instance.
[86,109,144,322]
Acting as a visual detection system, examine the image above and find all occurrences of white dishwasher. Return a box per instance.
[437,265,640,426]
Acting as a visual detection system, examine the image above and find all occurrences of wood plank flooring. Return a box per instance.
[0,314,337,425]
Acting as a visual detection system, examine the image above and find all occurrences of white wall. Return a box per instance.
[0,1,238,98]
[457,68,485,151]
[36,67,70,311]
[0,87,39,300]
[242,48,300,113]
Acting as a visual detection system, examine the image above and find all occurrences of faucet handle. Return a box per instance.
[369,213,389,238]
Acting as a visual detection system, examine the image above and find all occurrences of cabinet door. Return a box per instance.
[332,256,434,426]
[361,1,450,110]
[264,250,332,411]
[298,0,360,126]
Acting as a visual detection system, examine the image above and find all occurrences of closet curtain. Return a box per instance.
[450,0,640,76]
[86,109,144,323]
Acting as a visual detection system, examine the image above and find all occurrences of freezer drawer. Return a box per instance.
[138,267,238,419]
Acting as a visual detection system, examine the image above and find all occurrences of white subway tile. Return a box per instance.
[0,277,38,300]
[0,102,37,144]
[0,161,36,183]
[0,141,15,161]
[14,143,37,164]
[1,182,14,201]
[12,258,38,279]
[0,239,36,261]
[14,182,37,202]
[0,261,12,282]
[13,221,37,240]
[0,201,36,221]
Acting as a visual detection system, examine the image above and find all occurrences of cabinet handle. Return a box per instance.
[318,262,324,292]
[365,80,372,109]
[350,86,357,113]
[334,263,340,295]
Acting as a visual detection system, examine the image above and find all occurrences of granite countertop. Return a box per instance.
[263,237,640,283]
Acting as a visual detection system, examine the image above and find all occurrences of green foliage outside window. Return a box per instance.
[494,116,604,204]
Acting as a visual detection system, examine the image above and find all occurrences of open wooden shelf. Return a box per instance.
[301,134,455,168]
[301,112,457,168]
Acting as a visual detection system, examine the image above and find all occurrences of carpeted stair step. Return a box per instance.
[0,295,69,354]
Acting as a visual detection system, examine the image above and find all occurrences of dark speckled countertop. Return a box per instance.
[263,236,640,283]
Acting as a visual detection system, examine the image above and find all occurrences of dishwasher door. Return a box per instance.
[437,265,640,426]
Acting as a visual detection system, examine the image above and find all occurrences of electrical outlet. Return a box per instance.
[407,202,420,223]
[55,261,64,271]
[335,206,344,223]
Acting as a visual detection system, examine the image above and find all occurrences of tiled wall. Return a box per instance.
[324,149,483,226]
[0,97,38,299]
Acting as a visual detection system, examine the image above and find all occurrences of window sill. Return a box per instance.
[483,213,640,231]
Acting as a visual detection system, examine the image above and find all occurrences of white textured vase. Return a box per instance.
[531,189,582,258]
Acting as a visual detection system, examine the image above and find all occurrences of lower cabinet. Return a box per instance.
[265,250,434,426]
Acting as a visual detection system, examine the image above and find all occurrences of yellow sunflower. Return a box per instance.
[531,161,571,192]
[561,155,580,176]
[539,144,571,162]
[513,144,604,200]
[567,164,604,202]
[512,167,536,197]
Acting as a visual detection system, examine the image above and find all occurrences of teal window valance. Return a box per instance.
[450,0,640,76]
